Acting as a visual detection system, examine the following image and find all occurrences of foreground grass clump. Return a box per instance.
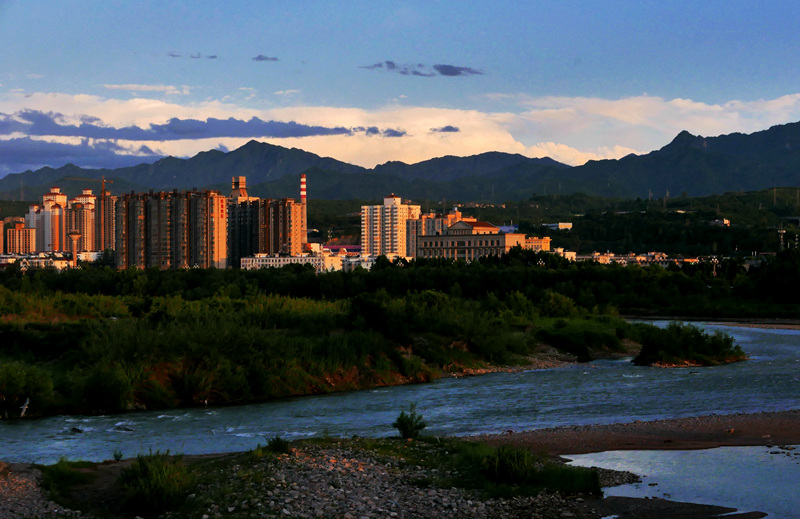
[118,450,193,517]
[341,436,601,498]
[450,441,601,497]
[632,321,747,366]
[38,458,97,502]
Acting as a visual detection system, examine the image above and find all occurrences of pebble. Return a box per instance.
[158,442,614,519]
[0,464,83,518]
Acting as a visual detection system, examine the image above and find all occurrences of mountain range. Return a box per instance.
[3,120,800,202]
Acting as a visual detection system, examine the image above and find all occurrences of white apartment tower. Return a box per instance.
[361,194,421,257]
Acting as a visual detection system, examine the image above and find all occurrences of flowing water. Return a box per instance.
[1,323,799,515]
[2,323,799,464]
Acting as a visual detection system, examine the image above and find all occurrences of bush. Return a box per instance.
[0,361,54,417]
[80,364,133,413]
[266,435,291,454]
[392,403,427,439]
[118,450,193,518]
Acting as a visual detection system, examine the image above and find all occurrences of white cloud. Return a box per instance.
[3,90,800,169]
[504,93,800,157]
[525,142,638,165]
[274,89,300,96]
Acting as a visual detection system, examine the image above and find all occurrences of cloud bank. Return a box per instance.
[0,137,164,176]
[2,90,800,177]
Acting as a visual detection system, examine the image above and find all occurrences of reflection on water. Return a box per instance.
[567,445,800,519]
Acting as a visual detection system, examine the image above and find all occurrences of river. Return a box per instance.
[3,322,799,516]
[2,322,799,464]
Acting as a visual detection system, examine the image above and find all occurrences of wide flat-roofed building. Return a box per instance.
[417,220,529,261]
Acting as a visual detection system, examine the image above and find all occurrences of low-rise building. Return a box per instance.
[241,253,343,273]
[417,221,529,261]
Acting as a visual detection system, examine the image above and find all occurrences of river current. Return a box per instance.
[2,322,799,464]
[0,325,800,463]
[2,322,799,517]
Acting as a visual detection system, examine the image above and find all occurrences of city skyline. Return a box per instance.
[3,2,800,176]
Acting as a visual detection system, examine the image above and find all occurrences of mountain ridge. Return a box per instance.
[4,121,800,201]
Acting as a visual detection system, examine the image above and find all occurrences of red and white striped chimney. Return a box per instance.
[300,173,307,204]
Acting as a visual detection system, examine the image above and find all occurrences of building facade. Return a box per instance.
[115,189,228,269]
[406,207,474,259]
[25,187,68,252]
[417,221,529,261]
[361,195,421,258]
[227,175,308,267]
[240,252,343,273]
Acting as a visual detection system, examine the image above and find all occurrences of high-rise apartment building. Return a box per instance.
[93,190,117,253]
[361,195,421,257]
[66,201,95,253]
[115,189,228,269]
[227,175,308,267]
[5,223,35,254]
[25,187,68,252]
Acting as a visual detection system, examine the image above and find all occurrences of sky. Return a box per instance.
[3,1,800,178]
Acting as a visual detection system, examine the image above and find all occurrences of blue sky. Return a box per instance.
[2,1,800,177]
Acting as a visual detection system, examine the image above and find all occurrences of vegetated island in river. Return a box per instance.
[632,321,748,367]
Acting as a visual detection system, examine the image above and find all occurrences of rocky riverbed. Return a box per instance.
[5,409,793,518]
[175,442,635,519]
[0,462,83,518]
[1,435,767,519]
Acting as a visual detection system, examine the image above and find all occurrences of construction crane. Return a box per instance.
[63,176,115,251]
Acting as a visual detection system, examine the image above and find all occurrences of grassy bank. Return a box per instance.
[1,285,643,418]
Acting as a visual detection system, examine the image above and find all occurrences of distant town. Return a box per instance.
[0,174,764,273]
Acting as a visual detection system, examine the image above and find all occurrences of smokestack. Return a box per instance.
[300,174,307,204]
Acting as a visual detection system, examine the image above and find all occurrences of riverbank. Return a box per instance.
[4,410,796,518]
[626,315,800,330]
[470,409,800,455]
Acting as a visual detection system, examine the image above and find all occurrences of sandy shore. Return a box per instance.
[626,316,800,330]
[469,409,800,455]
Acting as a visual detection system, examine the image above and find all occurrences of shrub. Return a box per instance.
[0,361,54,417]
[266,435,291,454]
[118,450,192,518]
[80,364,133,413]
[392,403,427,439]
